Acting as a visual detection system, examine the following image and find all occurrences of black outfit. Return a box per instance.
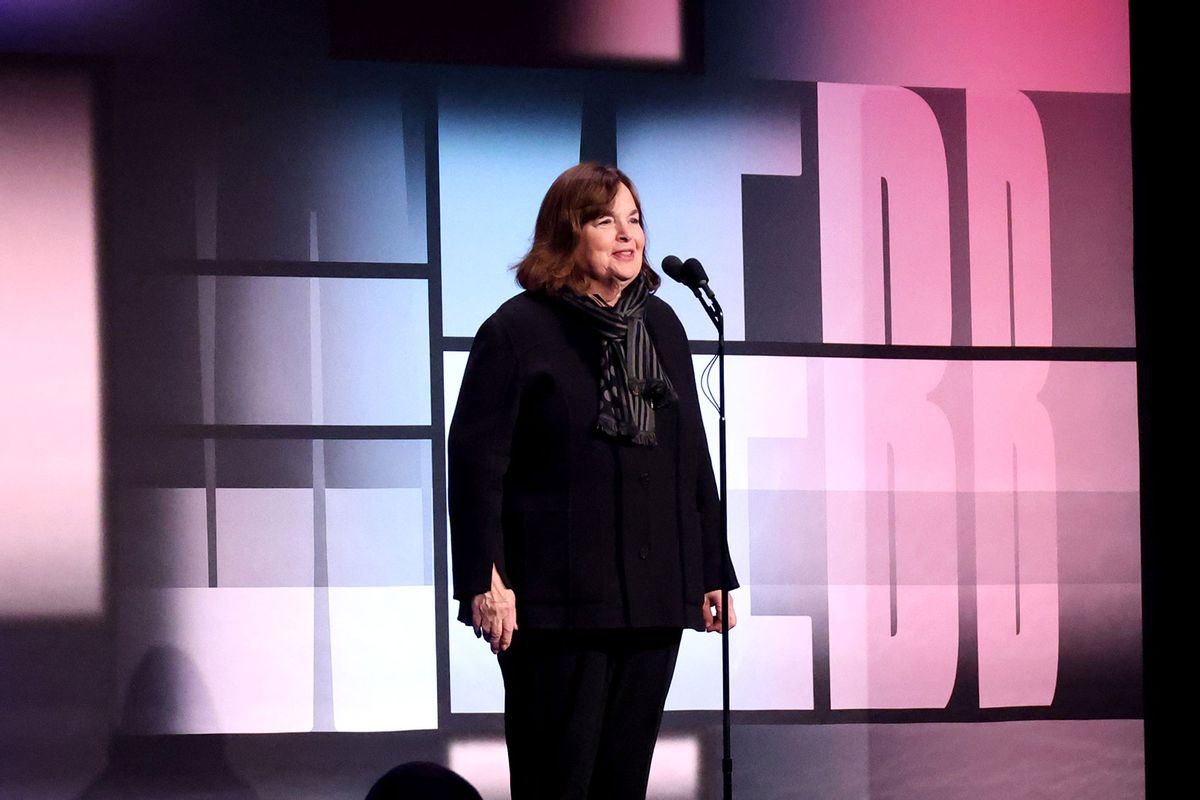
[498,627,682,799]
[448,288,738,799]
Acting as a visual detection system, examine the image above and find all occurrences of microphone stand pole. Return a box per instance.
[689,284,732,800]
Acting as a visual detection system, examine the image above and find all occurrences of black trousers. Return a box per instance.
[497,627,683,800]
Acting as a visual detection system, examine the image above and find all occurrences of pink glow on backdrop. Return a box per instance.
[0,69,102,618]
[822,359,957,494]
[716,0,1129,93]
[973,362,1059,707]
[117,589,315,733]
[1041,362,1140,492]
[818,83,952,346]
[721,355,1129,711]
[557,0,683,64]
[825,359,958,708]
[968,92,1054,346]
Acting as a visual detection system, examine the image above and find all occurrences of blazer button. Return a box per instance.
[638,546,649,560]
[638,472,650,485]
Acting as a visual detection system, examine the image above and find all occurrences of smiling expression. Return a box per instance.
[578,183,645,305]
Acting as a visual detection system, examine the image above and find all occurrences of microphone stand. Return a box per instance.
[686,282,733,800]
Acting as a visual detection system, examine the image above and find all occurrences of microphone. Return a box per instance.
[661,255,686,285]
[662,255,719,312]
[681,257,710,290]
[661,254,708,290]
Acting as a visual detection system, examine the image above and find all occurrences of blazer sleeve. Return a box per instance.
[447,313,520,610]
[696,412,739,592]
[652,296,739,593]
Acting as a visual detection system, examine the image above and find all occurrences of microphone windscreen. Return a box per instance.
[681,257,709,287]
[661,255,685,282]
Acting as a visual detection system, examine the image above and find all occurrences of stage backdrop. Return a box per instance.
[1,1,1139,798]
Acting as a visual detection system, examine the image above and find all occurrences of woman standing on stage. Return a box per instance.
[448,162,738,800]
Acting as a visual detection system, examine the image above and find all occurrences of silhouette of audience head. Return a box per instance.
[365,761,482,800]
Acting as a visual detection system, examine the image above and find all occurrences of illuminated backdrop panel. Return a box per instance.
[98,53,1137,733]
[0,69,102,619]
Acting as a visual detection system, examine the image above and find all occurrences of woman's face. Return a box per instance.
[578,183,645,303]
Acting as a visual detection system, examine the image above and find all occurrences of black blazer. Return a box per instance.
[448,290,738,630]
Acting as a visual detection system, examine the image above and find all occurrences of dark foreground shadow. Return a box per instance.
[76,645,257,799]
[365,761,483,800]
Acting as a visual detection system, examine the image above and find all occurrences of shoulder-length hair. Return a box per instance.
[514,162,660,295]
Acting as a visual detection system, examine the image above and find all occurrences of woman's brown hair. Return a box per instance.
[514,162,660,295]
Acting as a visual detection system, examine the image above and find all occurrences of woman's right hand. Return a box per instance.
[471,564,518,654]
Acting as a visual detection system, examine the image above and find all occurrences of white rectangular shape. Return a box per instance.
[329,586,438,731]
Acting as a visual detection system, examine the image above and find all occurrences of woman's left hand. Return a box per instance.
[702,589,736,633]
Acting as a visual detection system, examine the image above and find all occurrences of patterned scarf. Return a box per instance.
[559,272,676,446]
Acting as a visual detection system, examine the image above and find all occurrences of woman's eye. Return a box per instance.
[630,217,641,226]
[596,217,613,226]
